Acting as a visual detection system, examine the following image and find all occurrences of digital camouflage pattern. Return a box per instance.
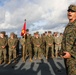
[8,38,18,62]
[26,35,32,59]
[0,37,7,62]
[54,35,62,57]
[45,35,54,58]
[62,20,76,75]
[41,34,46,56]
[20,37,26,62]
[32,36,42,59]
[68,5,76,12]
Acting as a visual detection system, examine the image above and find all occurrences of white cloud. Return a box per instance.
[0,0,76,36]
[0,11,16,29]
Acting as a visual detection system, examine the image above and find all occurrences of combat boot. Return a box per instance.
[56,53,58,58]
[13,60,17,64]
[8,61,11,64]
[38,53,42,59]
[38,56,42,60]
[22,58,26,63]
[0,60,2,64]
[4,60,7,64]
[52,55,54,58]
[46,56,48,60]
[22,57,25,62]
[30,58,33,62]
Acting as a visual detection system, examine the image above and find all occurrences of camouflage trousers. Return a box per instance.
[46,45,54,58]
[9,48,16,62]
[41,45,46,56]
[0,49,7,61]
[66,58,76,75]
[55,44,61,50]
[26,45,32,58]
[55,44,61,57]
[22,45,26,60]
[34,47,42,58]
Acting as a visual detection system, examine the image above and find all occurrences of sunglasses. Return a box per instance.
[67,9,75,12]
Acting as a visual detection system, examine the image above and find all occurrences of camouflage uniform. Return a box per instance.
[33,33,42,59]
[8,33,18,63]
[31,33,36,57]
[45,32,54,59]
[41,33,46,56]
[54,34,62,57]
[62,5,76,75]
[15,34,19,57]
[20,37,26,62]
[26,34,32,61]
[0,33,7,63]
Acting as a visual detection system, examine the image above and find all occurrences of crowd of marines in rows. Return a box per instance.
[0,29,63,64]
[0,4,76,75]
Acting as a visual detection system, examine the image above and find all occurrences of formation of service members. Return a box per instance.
[0,29,63,64]
[8,32,18,64]
[0,4,76,75]
[0,31,19,64]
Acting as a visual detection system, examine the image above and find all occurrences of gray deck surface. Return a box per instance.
[0,55,66,75]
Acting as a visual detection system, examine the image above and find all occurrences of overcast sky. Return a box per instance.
[0,0,76,37]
